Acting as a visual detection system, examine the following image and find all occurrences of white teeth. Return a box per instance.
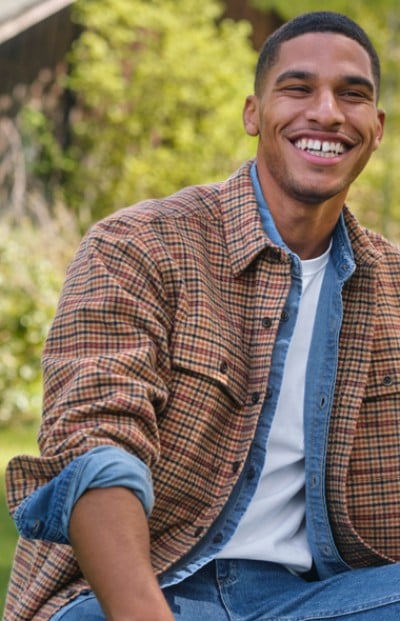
[294,138,345,157]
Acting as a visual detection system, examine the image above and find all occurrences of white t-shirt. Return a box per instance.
[216,244,331,573]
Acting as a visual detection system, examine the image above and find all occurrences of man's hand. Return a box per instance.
[69,486,175,621]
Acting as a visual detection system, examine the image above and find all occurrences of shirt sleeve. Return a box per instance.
[13,445,154,544]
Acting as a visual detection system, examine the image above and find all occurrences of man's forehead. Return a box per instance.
[271,32,374,79]
[276,32,371,63]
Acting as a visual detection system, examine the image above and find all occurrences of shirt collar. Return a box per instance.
[250,161,355,281]
[219,160,288,276]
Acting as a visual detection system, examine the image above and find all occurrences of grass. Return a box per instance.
[0,424,38,617]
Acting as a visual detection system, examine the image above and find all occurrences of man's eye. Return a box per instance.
[284,85,310,94]
[341,90,370,100]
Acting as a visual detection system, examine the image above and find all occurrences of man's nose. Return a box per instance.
[305,89,345,126]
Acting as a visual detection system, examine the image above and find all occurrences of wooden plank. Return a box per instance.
[0,0,74,44]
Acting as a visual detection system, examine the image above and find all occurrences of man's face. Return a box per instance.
[244,32,385,206]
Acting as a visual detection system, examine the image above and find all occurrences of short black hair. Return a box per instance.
[255,11,381,99]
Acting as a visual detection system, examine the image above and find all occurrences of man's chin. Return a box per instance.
[290,185,345,205]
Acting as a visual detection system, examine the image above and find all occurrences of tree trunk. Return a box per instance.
[223,0,284,50]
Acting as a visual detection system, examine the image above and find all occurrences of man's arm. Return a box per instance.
[69,486,175,621]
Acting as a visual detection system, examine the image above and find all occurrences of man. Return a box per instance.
[4,10,400,621]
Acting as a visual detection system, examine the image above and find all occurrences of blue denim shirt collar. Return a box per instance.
[250,161,355,281]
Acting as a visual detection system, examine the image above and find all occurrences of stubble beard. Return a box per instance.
[272,162,351,206]
[289,183,341,205]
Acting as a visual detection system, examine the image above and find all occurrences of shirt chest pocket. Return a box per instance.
[363,356,400,403]
[356,357,400,483]
[170,315,248,407]
[350,359,400,485]
[362,308,400,403]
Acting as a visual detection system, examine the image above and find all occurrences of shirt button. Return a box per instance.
[280,309,289,322]
[261,317,273,328]
[232,461,241,473]
[213,533,224,544]
[265,387,273,399]
[194,526,204,537]
[311,473,319,488]
[219,360,228,373]
[64,589,80,599]
[250,391,260,404]
[269,248,281,262]
[383,375,393,386]
[32,519,42,535]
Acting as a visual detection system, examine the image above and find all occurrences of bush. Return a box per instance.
[0,211,78,426]
[63,0,257,224]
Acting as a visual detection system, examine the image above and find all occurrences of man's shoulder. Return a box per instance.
[361,227,400,293]
[97,183,219,234]
[79,183,224,258]
[344,207,400,264]
[93,160,253,236]
[363,226,400,259]
[127,181,223,222]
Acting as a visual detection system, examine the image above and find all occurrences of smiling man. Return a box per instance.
[4,11,400,621]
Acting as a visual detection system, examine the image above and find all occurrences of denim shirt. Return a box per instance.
[14,162,355,584]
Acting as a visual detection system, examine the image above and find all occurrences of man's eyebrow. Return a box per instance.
[341,75,375,94]
[275,70,314,84]
[275,70,375,94]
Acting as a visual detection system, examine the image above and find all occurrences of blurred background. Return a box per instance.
[0,0,399,613]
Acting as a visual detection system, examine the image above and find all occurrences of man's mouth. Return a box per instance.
[294,138,346,158]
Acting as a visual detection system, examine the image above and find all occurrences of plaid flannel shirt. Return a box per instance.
[4,160,400,620]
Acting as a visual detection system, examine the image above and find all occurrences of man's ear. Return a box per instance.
[243,94,260,137]
[373,108,386,151]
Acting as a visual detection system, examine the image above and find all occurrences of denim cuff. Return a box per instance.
[14,446,154,544]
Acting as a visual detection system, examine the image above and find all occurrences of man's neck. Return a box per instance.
[256,172,347,260]
[270,206,338,259]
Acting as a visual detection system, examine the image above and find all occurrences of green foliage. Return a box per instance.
[0,213,78,426]
[63,0,257,225]
[250,0,400,240]
[20,107,66,178]
[0,67,76,218]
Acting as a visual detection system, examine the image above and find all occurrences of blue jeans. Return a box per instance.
[52,559,400,620]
